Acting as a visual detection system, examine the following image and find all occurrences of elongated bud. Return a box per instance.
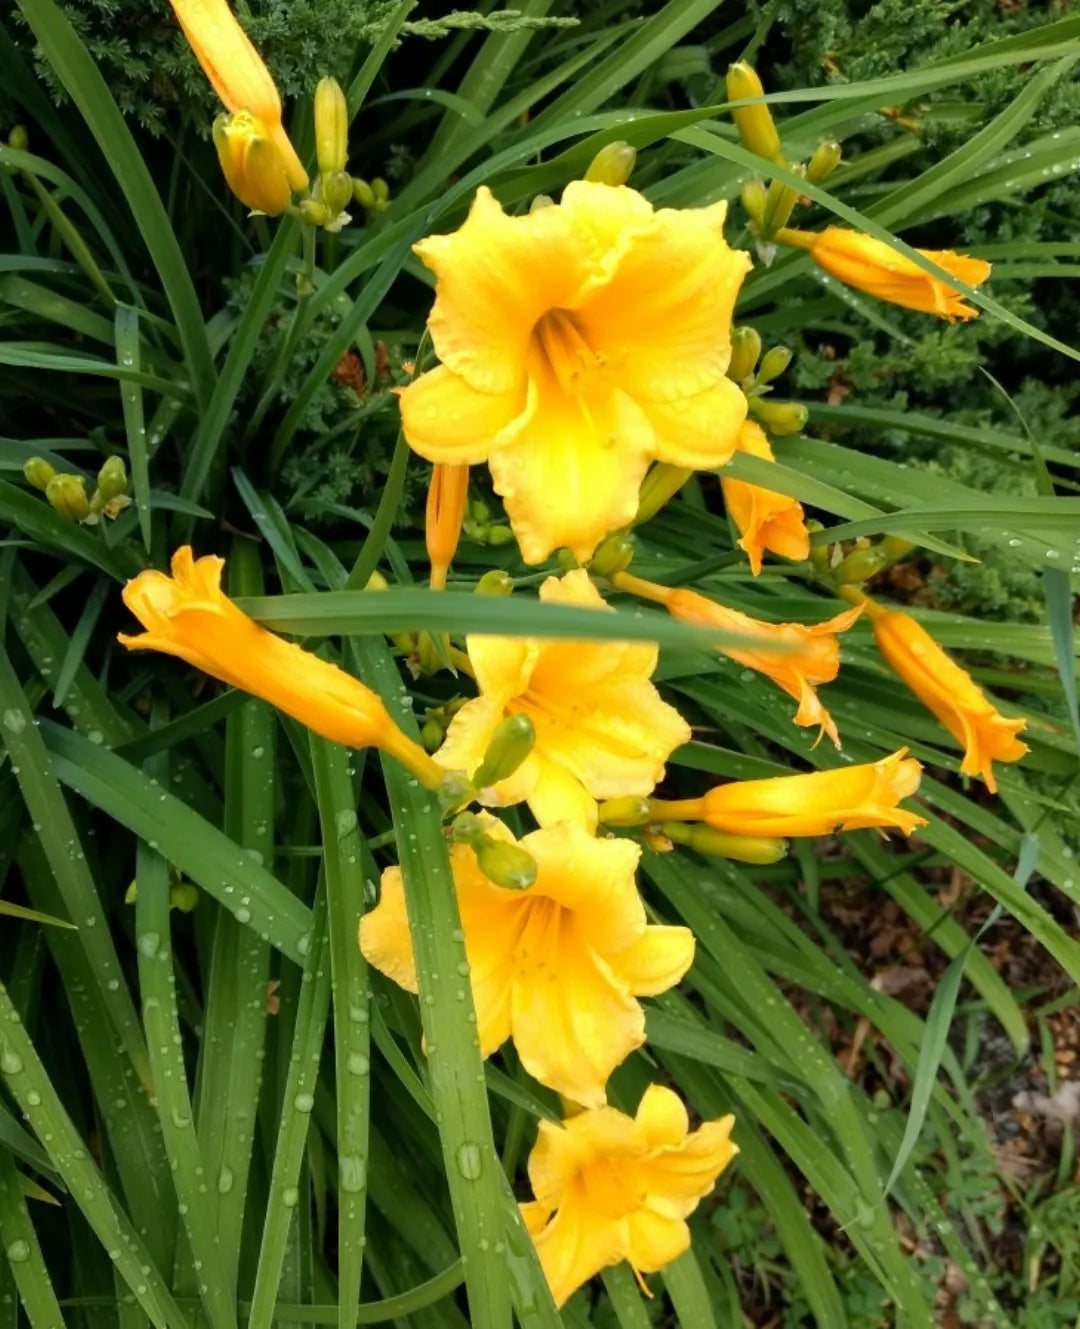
[750,398,808,435]
[727,326,762,383]
[635,463,692,524]
[427,463,469,591]
[584,140,636,187]
[475,838,537,891]
[761,177,800,237]
[598,796,652,828]
[352,177,376,209]
[806,520,831,575]
[881,536,915,561]
[474,714,535,790]
[475,569,514,597]
[590,533,634,578]
[727,63,781,162]
[370,178,390,212]
[23,457,55,491]
[213,111,294,215]
[314,76,348,175]
[756,345,792,384]
[662,821,787,864]
[46,473,89,520]
[832,544,888,586]
[8,125,28,151]
[806,139,842,184]
[740,178,767,224]
[96,455,128,501]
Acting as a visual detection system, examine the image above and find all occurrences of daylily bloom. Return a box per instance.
[213,111,293,215]
[360,818,694,1107]
[721,420,810,575]
[616,573,861,746]
[781,227,990,321]
[520,1085,737,1306]
[426,463,469,590]
[399,182,751,563]
[168,0,307,198]
[435,570,691,828]
[869,605,1027,792]
[652,749,925,837]
[118,547,441,785]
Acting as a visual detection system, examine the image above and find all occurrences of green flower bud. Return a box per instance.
[475,838,537,891]
[750,399,808,436]
[597,796,652,828]
[475,569,514,597]
[451,811,487,845]
[421,718,444,752]
[727,326,762,383]
[662,821,787,864]
[365,570,389,591]
[474,714,535,790]
[881,536,916,561]
[8,125,28,152]
[322,169,354,218]
[831,544,888,586]
[806,520,831,575]
[170,882,200,912]
[124,881,138,905]
[806,139,842,184]
[436,770,474,814]
[584,140,636,187]
[556,549,580,573]
[314,76,349,175]
[726,63,781,162]
[484,525,516,547]
[96,454,128,501]
[756,345,793,385]
[761,177,800,237]
[589,533,634,578]
[371,177,390,204]
[635,463,692,525]
[23,456,55,491]
[352,177,376,209]
[46,473,89,520]
[299,198,332,227]
[529,194,556,212]
[740,178,767,224]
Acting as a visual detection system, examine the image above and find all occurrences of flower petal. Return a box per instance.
[621,1208,690,1276]
[635,1085,689,1149]
[416,187,594,394]
[642,374,748,470]
[527,752,599,831]
[522,822,643,952]
[358,867,418,994]
[575,200,751,402]
[399,364,526,465]
[614,926,695,997]
[528,571,658,691]
[489,374,653,564]
[529,1194,624,1308]
[638,1117,738,1216]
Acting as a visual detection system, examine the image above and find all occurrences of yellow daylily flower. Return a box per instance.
[652,749,925,838]
[118,547,441,785]
[399,182,751,564]
[783,227,990,321]
[435,570,691,828]
[520,1085,737,1306]
[359,818,694,1107]
[168,0,307,194]
[869,604,1027,792]
[614,572,861,746]
[721,420,809,575]
[212,111,293,215]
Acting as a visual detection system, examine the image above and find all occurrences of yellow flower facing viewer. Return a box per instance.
[520,1085,737,1306]
[360,818,694,1107]
[435,570,691,829]
[399,182,752,564]
[780,227,991,321]
[118,547,441,785]
[868,603,1027,792]
[722,420,810,575]
[168,0,307,201]
[652,749,925,838]
[613,572,861,747]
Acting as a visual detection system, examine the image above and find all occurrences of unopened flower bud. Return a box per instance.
[96,455,127,501]
[761,177,800,237]
[590,533,634,578]
[556,549,580,573]
[475,569,514,597]
[806,139,842,184]
[421,718,444,752]
[635,463,692,525]
[213,111,294,215]
[484,525,516,547]
[663,821,787,864]
[584,140,636,187]
[170,882,200,912]
[371,178,390,210]
[740,178,767,223]
[750,399,808,435]
[832,544,888,586]
[756,345,792,384]
[322,169,354,218]
[881,536,916,561]
[23,456,55,491]
[806,521,831,575]
[451,811,487,845]
[8,125,28,152]
[474,714,535,790]
[474,838,537,891]
[727,63,781,162]
[598,796,652,828]
[365,570,389,591]
[436,770,474,814]
[314,76,349,175]
[727,326,762,383]
[529,194,555,212]
[352,177,376,209]
[299,197,333,227]
[46,473,89,520]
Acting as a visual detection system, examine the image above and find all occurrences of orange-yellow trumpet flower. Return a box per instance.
[721,420,810,574]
